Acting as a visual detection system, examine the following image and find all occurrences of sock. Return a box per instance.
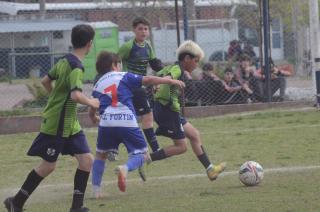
[71,169,90,209]
[13,169,43,209]
[143,128,160,152]
[126,154,144,172]
[92,159,106,187]
[197,146,212,169]
[150,149,167,161]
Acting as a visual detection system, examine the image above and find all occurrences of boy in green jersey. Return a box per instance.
[151,40,226,181]
[118,17,163,153]
[4,24,99,212]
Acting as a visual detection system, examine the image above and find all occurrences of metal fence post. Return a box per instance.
[262,0,271,102]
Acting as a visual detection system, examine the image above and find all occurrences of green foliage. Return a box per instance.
[24,77,48,108]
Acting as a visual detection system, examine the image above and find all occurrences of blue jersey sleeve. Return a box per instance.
[123,72,143,90]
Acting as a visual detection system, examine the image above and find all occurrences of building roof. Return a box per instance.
[0,19,117,33]
[0,0,257,16]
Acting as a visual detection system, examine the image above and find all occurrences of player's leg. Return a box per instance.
[92,126,120,196]
[116,127,148,191]
[4,133,62,211]
[133,88,160,152]
[150,101,187,161]
[183,121,226,181]
[65,131,92,212]
[92,151,107,199]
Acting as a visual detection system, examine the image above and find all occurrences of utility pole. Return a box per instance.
[309,0,320,105]
[262,0,271,102]
[39,0,46,19]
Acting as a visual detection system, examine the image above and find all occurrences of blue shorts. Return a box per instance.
[132,87,152,116]
[97,126,147,155]
[153,101,187,140]
[27,130,90,162]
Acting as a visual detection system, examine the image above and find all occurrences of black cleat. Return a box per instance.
[3,197,22,212]
[69,207,90,212]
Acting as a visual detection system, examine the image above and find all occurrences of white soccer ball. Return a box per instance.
[239,161,264,186]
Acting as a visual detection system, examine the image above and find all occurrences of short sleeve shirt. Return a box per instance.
[118,39,156,76]
[40,54,84,137]
[154,64,182,112]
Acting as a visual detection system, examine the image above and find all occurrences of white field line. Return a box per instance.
[1,165,320,195]
[85,123,320,135]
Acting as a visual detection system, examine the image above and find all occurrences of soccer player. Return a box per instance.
[3,24,99,212]
[151,40,226,181]
[89,51,184,195]
[118,17,163,153]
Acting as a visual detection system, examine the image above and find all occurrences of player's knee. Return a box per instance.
[36,161,56,177]
[175,142,188,154]
[141,112,153,127]
[78,153,94,171]
[187,128,201,143]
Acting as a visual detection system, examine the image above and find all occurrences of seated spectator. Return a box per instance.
[201,62,220,81]
[199,63,225,105]
[235,54,264,102]
[243,42,258,68]
[216,68,252,104]
[256,61,292,101]
[228,40,242,62]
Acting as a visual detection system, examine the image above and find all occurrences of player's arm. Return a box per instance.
[41,75,53,94]
[88,106,100,124]
[70,91,99,108]
[69,68,100,108]
[142,75,185,89]
[149,58,164,72]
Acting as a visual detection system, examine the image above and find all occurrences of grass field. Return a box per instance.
[1,109,320,212]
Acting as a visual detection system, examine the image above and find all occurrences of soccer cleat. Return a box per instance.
[206,162,226,181]
[138,166,146,182]
[3,197,22,212]
[114,165,128,192]
[138,153,152,182]
[69,206,90,212]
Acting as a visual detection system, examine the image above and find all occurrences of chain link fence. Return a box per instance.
[0,0,315,111]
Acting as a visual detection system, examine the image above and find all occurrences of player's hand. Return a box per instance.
[171,80,185,89]
[90,114,100,124]
[90,98,100,109]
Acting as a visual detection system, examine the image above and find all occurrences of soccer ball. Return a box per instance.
[239,161,264,186]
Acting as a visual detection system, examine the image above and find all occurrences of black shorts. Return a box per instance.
[27,130,91,162]
[132,87,152,116]
[153,101,187,140]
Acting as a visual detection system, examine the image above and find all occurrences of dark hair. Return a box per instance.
[132,17,150,28]
[71,24,95,49]
[239,54,251,62]
[96,51,121,75]
[202,63,213,72]
[178,52,195,62]
[224,67,234,74]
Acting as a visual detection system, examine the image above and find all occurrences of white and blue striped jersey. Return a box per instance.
[92,72,143,128]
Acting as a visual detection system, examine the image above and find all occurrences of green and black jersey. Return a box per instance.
[40,54,84,137]
[154,64,183,112]
[118,39,156,76]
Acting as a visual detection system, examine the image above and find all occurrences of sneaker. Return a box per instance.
[3,197,22,212]
[114,165,128,192]
[69,207,89,212]
[206,162,226,181]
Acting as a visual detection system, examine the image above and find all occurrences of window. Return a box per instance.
[271,19,281,49]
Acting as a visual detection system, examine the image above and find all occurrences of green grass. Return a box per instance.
[1,109,320,211]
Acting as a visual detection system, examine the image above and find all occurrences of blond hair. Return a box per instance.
[176,40,205,61]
